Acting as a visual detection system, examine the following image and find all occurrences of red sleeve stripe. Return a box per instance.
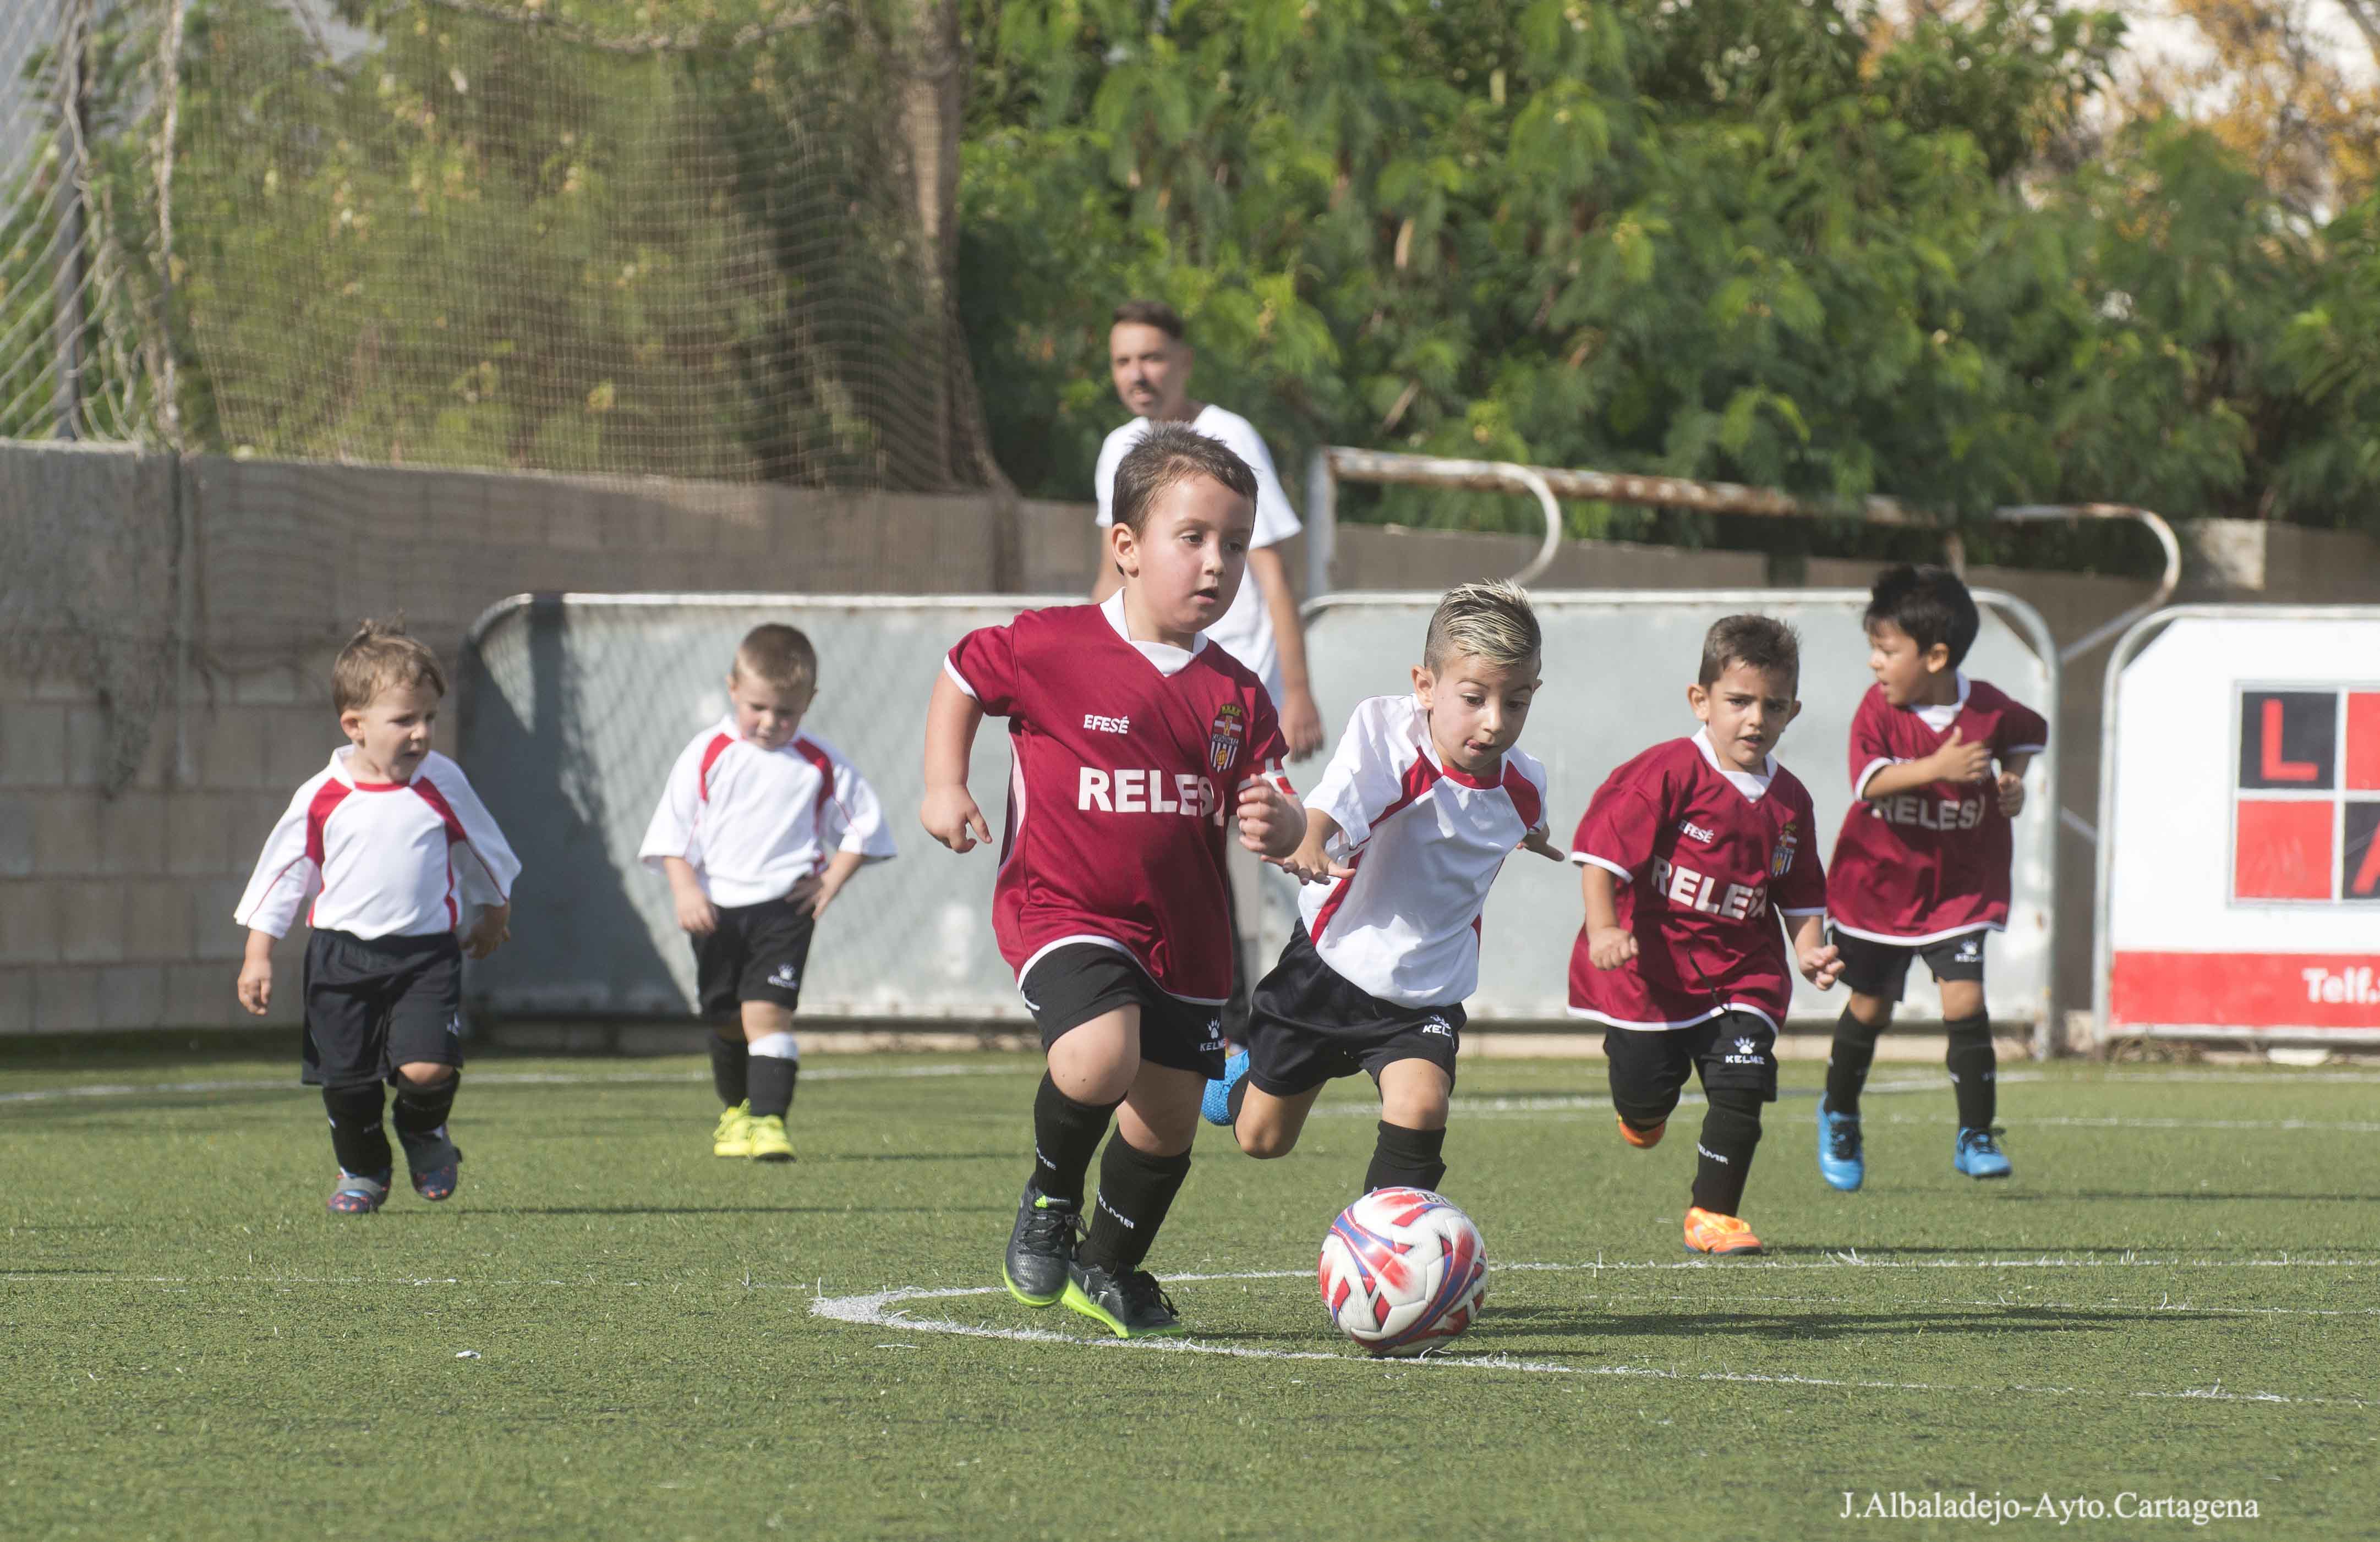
[1310,754,1440,943]
[298,780,352,928]
[409,777,478,926]
[792,736,839,824]
[697,733,735,802]
[1500,761,1543,833]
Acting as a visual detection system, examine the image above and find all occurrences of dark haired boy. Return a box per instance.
[1818,565,2045,1189]
[1568,615,1842,1256]
[922,422,1304,1337]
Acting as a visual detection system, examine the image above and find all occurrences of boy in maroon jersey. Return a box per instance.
[1569,615,1843,1256]
[1818,565,2046,1189]
[920,424,1305,1338]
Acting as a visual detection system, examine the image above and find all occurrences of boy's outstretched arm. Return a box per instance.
[1580,864,1638,970]
[1791,912,1843,989]
[1269,806,1356,886]
[920,673,993,853]
[1235,777,1307,863]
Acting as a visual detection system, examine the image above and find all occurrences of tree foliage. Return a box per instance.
[958,0,2380,545]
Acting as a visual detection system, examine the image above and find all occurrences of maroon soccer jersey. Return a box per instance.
[944,594,1289,1003]
[1567,734,1828,1031]
[1825,674,2048,944]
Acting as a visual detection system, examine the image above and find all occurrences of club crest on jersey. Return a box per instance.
[1207,703,1247,775]
[1770,819,1798,880]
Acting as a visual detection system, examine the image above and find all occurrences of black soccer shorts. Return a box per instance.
[1602,1009,1777,1127]
[1830,926,1987,1004]
[301,929,464,1089]
[1245,923,1463,1098]
[695,896,817,1020]
[1019,943,1227,1079]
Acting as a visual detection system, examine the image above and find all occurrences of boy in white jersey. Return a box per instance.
[1202,582,1560,1196]
[640,624,896,1161]
[234,621,519,1216]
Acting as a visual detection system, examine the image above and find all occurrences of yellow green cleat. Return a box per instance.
[712,1102,754,1158]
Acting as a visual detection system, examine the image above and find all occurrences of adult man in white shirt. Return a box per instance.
[1091,300,1325,759]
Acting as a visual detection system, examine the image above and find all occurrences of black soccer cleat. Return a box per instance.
[1060,1260,1183,1338]
[1002,1186,1080,1307]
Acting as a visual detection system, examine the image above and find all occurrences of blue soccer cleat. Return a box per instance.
[1954,1126,2012,1179]
[1201,1050,1249,1128]
[1815,1096,1864,1192]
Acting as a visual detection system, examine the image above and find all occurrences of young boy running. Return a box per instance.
[234,620,519,1215]
[1817,565,2045,1189]
[921,424,1305,1338]
[1201,581,1558,1197]
[1569,614,1842,1256]
[640,624,896,1162]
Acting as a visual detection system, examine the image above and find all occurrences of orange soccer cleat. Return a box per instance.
[1616,1115,1665,1149]
[1682,1206,1764,1256]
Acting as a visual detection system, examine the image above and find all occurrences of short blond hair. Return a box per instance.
[332,618,446,714]
[732,623,818,695]
[1423,581,1541,672]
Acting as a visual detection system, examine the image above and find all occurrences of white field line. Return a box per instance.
[807,1267,2377,1408]
[1868,1113,2380,1133]
[0,1062,1035,1106]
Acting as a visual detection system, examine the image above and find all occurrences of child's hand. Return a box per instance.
[1271,826,1356,886]
[1927,727,1993,784]
[463,902,512,959]
[805,873,846,919]
[674,887,719,936]
[1588,925,1638,970]
[1996,769,2027,817]
[1518,826,1564,863]
[1798,937,1844,990]
[921,784,992,853]
[236,958,273,1016]
[1236,779,1305,859]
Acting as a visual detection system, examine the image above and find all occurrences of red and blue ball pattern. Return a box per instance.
[1317,1187,1487,1357]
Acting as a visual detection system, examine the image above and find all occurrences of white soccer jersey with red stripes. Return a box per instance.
[638,717,895,907]
[1296,695,1549,1008]
[234,748,520,939]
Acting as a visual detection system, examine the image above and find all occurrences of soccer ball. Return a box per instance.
[1317,1187,1487,1357]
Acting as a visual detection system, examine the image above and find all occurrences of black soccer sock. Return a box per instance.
[1363,1121,1447,1194]
[1945,1014,1996,1129]
[709,1031,749,1108]
[1826,1006,1885,1116]
[390,1072,458,1142]
[747,1033,799,1121]
[1077,1137,1192,1275]
[1028,1074,1118,1208]
[322,1084,391,1177]
[1690,1088,1765,1217]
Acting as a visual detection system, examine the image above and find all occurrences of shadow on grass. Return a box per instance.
[437,1204,1006,1218]
[1473,1304,2133,1343]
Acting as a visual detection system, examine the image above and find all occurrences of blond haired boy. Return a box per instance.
[639,623,895,1161]
[234,621,519,1215]
[1203,581,1560,1198]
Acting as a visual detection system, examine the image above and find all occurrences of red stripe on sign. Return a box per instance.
[2109,951,2380,1030]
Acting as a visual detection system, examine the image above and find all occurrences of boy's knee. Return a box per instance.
[1847,993,1894,1030]
[1237,1124,1296,1160]
[394,1064,456,1092]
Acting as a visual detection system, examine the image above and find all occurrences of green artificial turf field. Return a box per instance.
[5,1049,2375,1540]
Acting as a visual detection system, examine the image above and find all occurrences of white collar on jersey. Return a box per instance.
[331,743,421,790]
[1101,590,1208,677]
[1693,726,1777,801]
[1910,671,1972,733]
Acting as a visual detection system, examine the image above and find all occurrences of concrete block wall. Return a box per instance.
[8,437,2380,1037]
